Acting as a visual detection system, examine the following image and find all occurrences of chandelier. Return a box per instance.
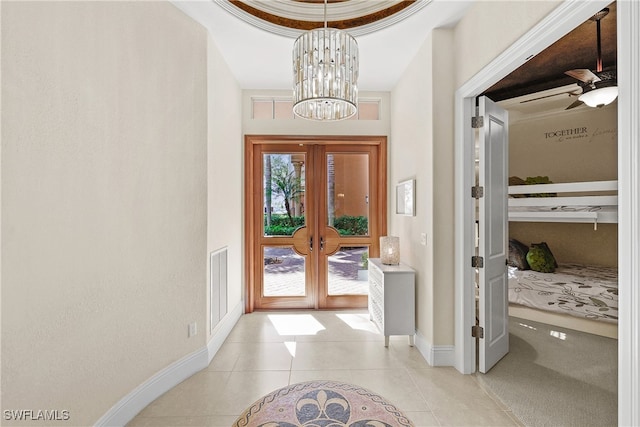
[292,0,358,121]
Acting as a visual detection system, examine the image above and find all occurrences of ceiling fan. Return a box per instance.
[564,7,618,109]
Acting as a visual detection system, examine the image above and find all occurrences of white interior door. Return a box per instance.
[478,96,509,373]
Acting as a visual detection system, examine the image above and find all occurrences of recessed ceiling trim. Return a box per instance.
[218,0,432,38]
[236,0,407,22]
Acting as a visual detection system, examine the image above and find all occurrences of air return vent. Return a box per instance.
[210,247,228,331]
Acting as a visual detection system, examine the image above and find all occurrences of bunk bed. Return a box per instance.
[507,179,618,338]
[508,179,618,228]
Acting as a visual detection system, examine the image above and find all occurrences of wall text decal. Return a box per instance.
[544,127,588,142]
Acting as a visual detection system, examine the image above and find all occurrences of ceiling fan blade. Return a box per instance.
[565,99,584,110]
[565,69,602,83]
[520,92,570,104]
[595,69,617,82]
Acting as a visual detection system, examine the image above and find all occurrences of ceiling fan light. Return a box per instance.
[578,85,618,108]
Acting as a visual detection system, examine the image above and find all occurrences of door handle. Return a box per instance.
[320,236,325,251]
[309,236,313,251]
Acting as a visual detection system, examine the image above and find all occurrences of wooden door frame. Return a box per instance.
[316,143,381,309]
[244,135,387,313]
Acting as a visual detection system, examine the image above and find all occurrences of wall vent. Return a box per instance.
[210,247,228,332]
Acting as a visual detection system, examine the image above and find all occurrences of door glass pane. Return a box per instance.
[264,153,305,237]
[263,246,305,296]
[328,246,369,295]
[326,153,369,236]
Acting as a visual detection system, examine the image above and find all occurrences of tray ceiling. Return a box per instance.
[173,0,617,113]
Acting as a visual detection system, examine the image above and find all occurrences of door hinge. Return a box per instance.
[472,256,484,268]
[472,116,484,128]
[472,325,484,338]
[471,186,484,199]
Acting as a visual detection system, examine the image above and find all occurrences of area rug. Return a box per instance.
[233,381,414,427]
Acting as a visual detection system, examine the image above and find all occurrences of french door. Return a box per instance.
[245,136,387,311]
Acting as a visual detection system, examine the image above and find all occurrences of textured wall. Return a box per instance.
[390,0,567,351]
[1,2,208,424]
[508,104,618,267]
[509,105,617,182]
[390,30,437,347]
[206,35,244,330]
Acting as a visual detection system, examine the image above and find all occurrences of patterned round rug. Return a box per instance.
[233,381,414,427]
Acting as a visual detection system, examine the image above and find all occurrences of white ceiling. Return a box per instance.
[171,0,474,91]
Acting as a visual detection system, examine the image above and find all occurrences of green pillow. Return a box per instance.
[532,242,558,268]
[526,245,556,273]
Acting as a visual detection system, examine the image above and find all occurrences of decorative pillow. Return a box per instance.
[526,242,557,273]
[531,241,558,267]
[508,239,530,270]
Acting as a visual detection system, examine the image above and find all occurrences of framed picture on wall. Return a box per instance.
[396,179,415,216]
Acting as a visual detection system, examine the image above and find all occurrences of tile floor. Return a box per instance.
[128,310,523,426]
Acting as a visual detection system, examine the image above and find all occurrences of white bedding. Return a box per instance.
[508,263,618,323]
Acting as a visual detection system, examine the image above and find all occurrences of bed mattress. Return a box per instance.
[508,263,618,323]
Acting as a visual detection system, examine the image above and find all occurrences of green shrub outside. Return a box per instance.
[263,214,303,236]
[264,215,368,236]
[334,215,368,236]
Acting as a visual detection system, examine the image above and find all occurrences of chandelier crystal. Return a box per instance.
[292,3,358,121]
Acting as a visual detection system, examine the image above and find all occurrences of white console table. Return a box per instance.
[368,258,416,347]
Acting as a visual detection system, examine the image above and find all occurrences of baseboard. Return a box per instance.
[414,329,455,367]
[207,301,243,363]
[94,300,244,427]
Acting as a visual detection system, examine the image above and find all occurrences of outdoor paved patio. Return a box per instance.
[264,247,369,296]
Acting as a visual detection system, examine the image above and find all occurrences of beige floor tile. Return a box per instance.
[432,408,519,426]
[231,341,294,371]
[209,370,291,415]
[224,313,295,343]
[128,311,537,427]
[387,340,434,369]
[404,411,441,427]
[291,340,400,370]
[137,371,232,417]
[204,342,241,371]
[292,311,386,342]
[127,415,237,426]
[409,367,503,412]
[350,369,431,412]
[504,410,526,426]
[288,369,354,383]
[471,373,511,410]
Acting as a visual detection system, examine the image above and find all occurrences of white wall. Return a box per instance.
[207,36,244,331]
[1,2,215,424]
[390,29,456,356]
